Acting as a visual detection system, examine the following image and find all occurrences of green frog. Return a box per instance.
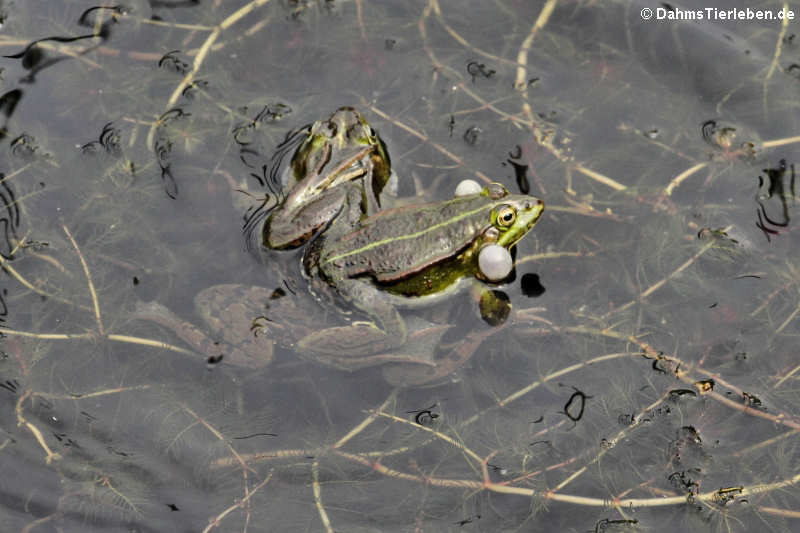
[135,182,543,382]
[263,106,393,249]
[135,107,394,369]
[295,181,544,370]
[134,109,545,384]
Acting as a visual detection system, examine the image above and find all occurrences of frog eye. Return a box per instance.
[497,206,516,227]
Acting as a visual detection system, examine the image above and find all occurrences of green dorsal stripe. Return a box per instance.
[323,201,496,265]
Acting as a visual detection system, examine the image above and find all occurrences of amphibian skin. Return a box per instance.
[136,107,393,370]
[263,106,392,249]
[299,181,544,367]
[134,183,544,382]
[135,111,545,385]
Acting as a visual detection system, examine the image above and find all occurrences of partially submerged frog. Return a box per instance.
[135,109,545,385]
[136,181,543,382]
[136,107,393,369]
[296,181,544,369]
[263,106,392,249]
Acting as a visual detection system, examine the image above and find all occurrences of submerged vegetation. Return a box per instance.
[0,0,798,531]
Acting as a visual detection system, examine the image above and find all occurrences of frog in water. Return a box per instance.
[295,181,544,374]
[137,181,544,382]
[135,110,545,385]
[135,107,393,368]
[262,106,393,249]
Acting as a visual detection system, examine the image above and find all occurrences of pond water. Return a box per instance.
[0,1,798,532]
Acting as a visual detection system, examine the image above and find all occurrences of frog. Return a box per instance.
[295,181,545,373]
[262,106,393,249]
[134,109,545,384]
[134,106,394,369]
[134,181,543,383]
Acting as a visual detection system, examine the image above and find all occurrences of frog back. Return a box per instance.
[320,195,496,282]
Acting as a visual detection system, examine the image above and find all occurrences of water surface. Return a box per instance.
[0,1,798,531]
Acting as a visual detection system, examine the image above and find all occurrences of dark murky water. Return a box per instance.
[0,1,798,531]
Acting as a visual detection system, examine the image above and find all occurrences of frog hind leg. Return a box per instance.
[382,324,502,387]
[297,278,407,360]
[193,285,276,368]
[133,300,225,360]
[133,286,274,369]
